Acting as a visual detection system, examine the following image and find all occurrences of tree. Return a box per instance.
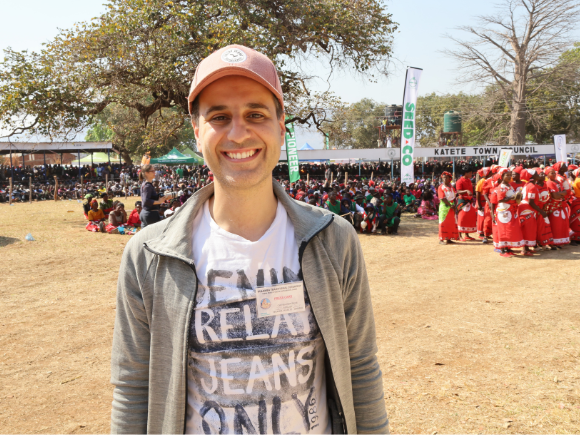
[326,98,385,149]
[524,42,580,143]
[445,0,580,145]
[415,92,492,146]
[0,0,397,160]
[84,103,197,163]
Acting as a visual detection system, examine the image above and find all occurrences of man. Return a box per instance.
[111,45,387,434]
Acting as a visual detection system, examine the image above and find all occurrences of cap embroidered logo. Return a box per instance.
[221,48,247,63]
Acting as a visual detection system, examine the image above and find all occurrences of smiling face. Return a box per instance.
[192,75,285,190]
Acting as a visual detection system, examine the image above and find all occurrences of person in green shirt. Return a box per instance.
[401,188,417,213]
[99,192,114,215]
[325,191,341,214]
[380,193,401,234]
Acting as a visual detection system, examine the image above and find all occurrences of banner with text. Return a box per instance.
[400,67,423,184]
[554,134,567,162]
[284,121,300,183]
[498,148,513,167]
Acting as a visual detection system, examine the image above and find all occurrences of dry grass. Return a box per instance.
[1,199,579,434]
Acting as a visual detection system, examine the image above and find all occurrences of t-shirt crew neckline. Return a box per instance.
[204,199,284,243]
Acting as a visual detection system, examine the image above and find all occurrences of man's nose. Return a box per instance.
[226,116,252,145]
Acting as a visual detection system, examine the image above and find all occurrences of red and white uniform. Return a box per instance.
[493,183,524,249]
[456,176,477,233]
[535,182,554,246]
[481,178,495,237]
[437,184,459,241]
[546,179,570,245]
[518,183,538,247]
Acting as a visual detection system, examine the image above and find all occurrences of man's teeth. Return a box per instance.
[226,150,257,159]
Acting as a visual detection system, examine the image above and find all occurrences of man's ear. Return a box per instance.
[279,113,286,146]
[191,117,202,156]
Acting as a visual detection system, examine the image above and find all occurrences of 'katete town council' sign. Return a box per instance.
[414,144,565,158]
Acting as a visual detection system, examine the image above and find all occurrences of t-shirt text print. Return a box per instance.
[186,201,330,434]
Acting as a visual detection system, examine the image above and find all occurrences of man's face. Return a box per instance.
[192,75,285,190]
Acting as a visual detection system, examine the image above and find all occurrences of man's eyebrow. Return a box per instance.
[204,102,271,115]
[246,102,271,112]
[204,105,227,116]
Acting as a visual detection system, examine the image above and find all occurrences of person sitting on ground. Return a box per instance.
[415,190,438,220]
[360,203,379,233]
[82,194,94,217]
[164,198,182,218]
[86,199,106,232]
[99,192,114,215]
[401,188,417,213]
[324,191,341,214]
[127,201,142,227]
[379,193,401,234]
[109,202,128,226]
[340,198,355,226]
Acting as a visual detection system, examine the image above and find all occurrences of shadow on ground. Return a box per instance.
[0,236,20,247]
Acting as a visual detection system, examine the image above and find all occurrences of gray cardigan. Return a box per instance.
[110,179,388,434]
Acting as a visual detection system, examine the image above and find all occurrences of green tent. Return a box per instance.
[150,147,203,165]
[179,147,205,164]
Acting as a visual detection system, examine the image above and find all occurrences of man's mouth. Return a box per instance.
[223,149,260,160]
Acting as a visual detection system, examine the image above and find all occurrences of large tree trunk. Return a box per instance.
[509,76,527,145]
[113,144,133,165]
[509,103,527,145]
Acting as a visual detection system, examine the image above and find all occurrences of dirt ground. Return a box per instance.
[1,198,579,434]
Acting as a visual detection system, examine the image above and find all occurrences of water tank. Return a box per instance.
[384,104,402,126]
[444,111,462,132]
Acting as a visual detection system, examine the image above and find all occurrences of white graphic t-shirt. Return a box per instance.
[186,200,330,434]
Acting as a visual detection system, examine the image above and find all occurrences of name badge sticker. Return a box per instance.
[256,281,306,318]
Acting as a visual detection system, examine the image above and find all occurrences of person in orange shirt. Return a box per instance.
[475,167,492,239]
[86,200,106,232]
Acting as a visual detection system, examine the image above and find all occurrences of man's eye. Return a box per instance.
[248,113,264,119]
[211,115,228,121]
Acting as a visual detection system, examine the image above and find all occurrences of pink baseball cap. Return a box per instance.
[188,44,284,114]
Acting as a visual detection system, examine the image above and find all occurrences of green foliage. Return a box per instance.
[326,98,384,149]
[524,43,580,143]
[0,0,397,158]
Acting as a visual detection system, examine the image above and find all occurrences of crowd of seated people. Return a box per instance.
[281,177,448,235]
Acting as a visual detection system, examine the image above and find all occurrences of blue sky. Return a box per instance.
[1,1,578,147]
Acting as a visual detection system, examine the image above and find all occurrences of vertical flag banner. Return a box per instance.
[400,67,423,184]
[325,133,330,150]
[498,148,513,167]
[285,121,300,183]
[554,134,567,162]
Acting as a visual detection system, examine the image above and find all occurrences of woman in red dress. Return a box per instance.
[494,168,524,257]
[438,172,459,244]
[518,169,547,254]
[535,170,555,250]
[545,166,570,247]
[569,168,580,243]
[456,166,477,240]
